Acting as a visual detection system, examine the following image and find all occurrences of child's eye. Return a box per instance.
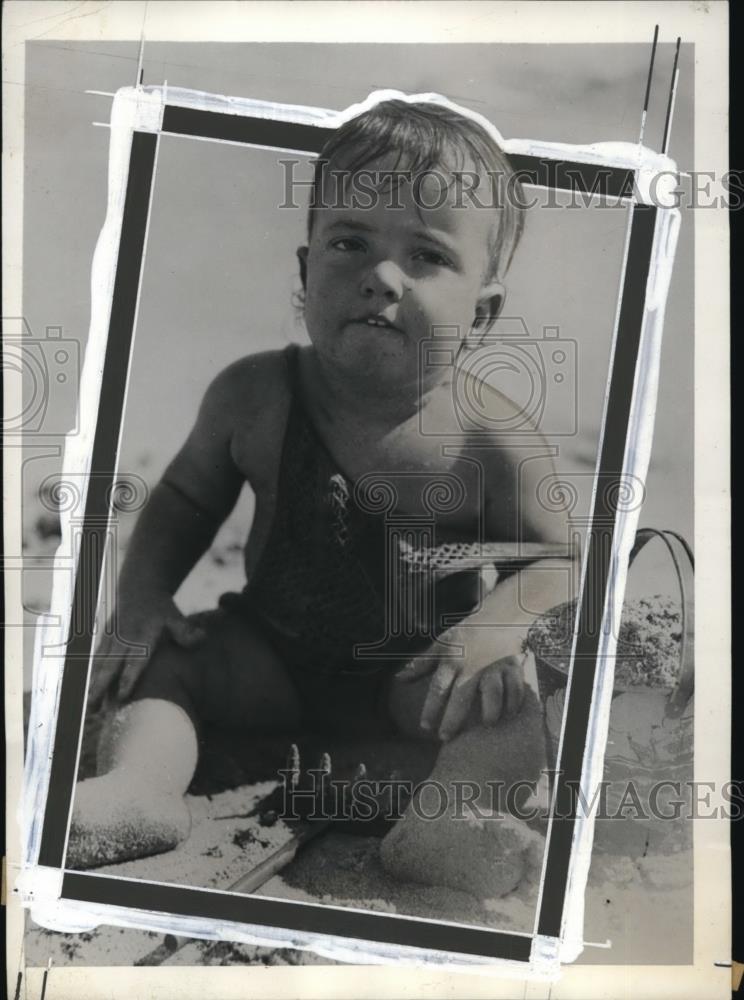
[329,237,366,252]
[413,248,453,268]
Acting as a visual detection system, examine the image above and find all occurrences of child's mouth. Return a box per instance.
[351,314,402,333]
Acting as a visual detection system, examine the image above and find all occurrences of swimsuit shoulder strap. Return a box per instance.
[280,344,356,487]
[279,343,310,445]
[283,341,302,384]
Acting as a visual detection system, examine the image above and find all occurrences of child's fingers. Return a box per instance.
[87,656,123,710]
[480,668,505,725]
[502,662,525,718]
[94,631,114,659]
[437,671,479,742]
[168,617,207,648]
[116,659,147,701]
[88,633,128,691]
[419,662,459,733]
[394,654,438,683]
[114,629,158,701]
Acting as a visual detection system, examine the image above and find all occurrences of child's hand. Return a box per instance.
[88,594,206,709]
[394,627,527,741]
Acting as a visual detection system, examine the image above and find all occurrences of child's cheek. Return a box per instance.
[416,289,472,330]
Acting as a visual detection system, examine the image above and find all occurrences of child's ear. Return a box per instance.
[296,246,309,292]
[471,281,505,339]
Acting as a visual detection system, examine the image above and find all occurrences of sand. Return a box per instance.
[526,594,685,689]
[93,782,296,888]
[23,784,693,966]
[21,467,694,967]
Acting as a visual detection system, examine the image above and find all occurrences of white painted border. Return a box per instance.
[556,205,681,962]
[111,83,681,206]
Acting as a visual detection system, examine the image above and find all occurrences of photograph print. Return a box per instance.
[15,28,700,974]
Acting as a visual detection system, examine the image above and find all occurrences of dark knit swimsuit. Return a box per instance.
[220,345,485,682]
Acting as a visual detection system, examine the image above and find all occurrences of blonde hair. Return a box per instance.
[306,98,526,282]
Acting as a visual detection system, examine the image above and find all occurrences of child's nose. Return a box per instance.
[360,260,408,301]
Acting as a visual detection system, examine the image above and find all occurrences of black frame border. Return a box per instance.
[34,105,658,964]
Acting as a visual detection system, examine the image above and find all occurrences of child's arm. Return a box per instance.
[89,362,249,707]
[397,415,577,739]
[406,556,575,740]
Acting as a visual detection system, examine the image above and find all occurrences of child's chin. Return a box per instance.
[344,320,407,339]
[344,343,413,375]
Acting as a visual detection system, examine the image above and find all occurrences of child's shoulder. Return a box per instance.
[196,348,296,484]
[212,347,292,394]
[205,347,293,423]
[454,372,547,457]
[454,374,568,541]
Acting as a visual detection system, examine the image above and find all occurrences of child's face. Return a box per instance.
[298,161,504,391]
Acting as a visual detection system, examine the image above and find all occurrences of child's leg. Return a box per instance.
[380,671,547,898]
[67,611,301,869]
[67,699,199,870]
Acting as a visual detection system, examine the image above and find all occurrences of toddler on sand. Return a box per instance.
[71,95,574,897]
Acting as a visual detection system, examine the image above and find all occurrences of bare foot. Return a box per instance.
[66,774,191,870]
[380,802,545,899]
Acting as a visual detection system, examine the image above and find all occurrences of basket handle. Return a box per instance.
[628,528,694,718]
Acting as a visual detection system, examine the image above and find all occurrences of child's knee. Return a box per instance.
[132,610,301,732]
[129,636,203,721]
